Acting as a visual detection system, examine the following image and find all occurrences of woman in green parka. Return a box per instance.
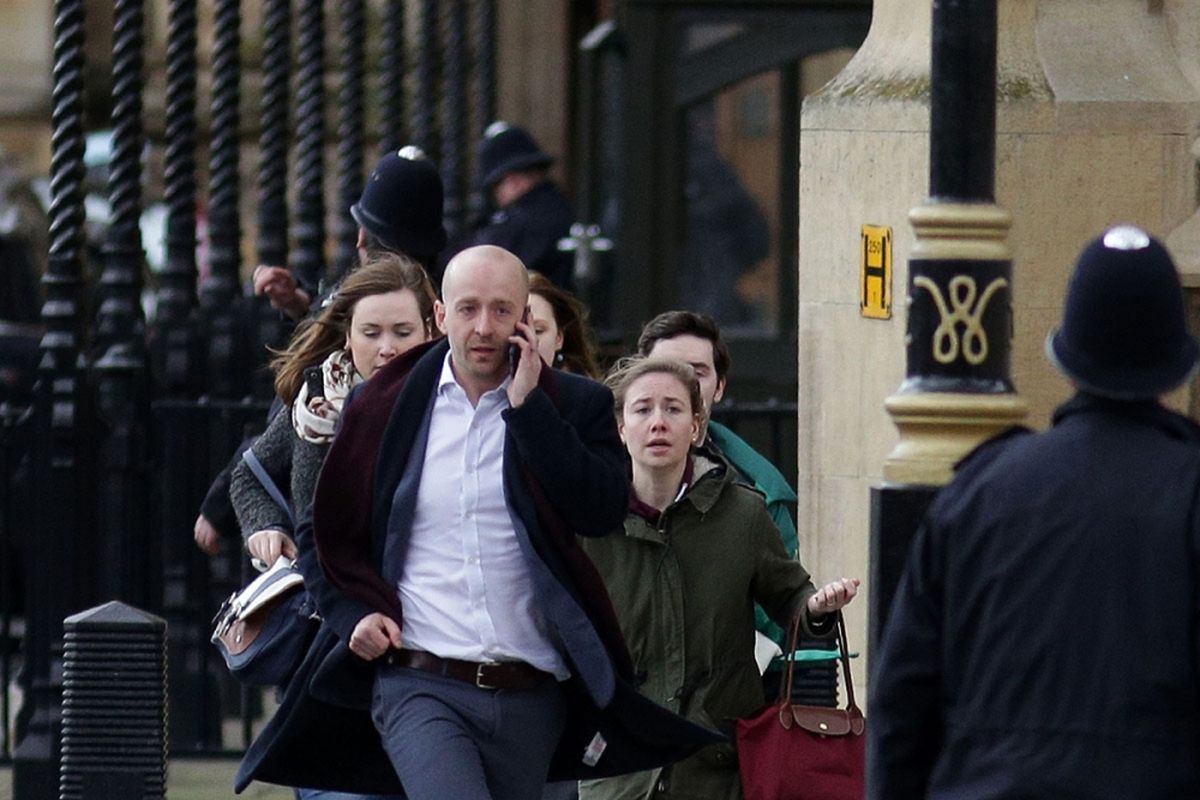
[580,357,859,800]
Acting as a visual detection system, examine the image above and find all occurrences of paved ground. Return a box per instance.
[0,759,293,800]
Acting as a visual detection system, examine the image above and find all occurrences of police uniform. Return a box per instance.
[472,122,576,290]
[472,180,575,290]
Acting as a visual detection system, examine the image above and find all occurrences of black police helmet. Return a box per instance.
[350,146,448,261]
[478,121,553,189]
[1046,225,1199,398]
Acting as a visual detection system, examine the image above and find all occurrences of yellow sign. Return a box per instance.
[860,224,892,319]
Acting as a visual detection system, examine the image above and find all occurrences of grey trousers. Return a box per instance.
[296,790,402,800]
[371,665,567,800]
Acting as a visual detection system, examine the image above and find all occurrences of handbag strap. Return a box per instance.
[777,608,861,717]
[242,447,295,528]
[835,611,861,715]
[777,610,804,705]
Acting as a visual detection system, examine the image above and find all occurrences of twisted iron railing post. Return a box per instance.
[155,0,198,394]
[154,0,211,757]
[441,0,468,242]
[203,0,243,401]
[335,0,366,277]
[414,0,441,164]
[252,0,293,399]
[95,0,153,613]
[292,0,327,296]
[380,0,408,154]
[204,0,241,312]
[257,0,290,272]
[472,0,496,139]
[469,0,496,225]
[12,0,90,794]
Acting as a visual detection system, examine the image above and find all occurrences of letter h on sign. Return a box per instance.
[861,224,892,320]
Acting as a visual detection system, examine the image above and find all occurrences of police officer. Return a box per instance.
[468,122,575,291]
[194,147,447,556]
[869,225,1200,798]
[253,146,448,320]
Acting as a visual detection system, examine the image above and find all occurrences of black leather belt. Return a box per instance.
[384,648,552,691]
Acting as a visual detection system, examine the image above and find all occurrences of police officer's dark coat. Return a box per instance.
[869,393,1200,799]
[235,338,719,795]
[471,181,575,290]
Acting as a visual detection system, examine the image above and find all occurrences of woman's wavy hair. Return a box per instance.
[604,356,703,421]
[271,253,437,404]
[528,271,600,379]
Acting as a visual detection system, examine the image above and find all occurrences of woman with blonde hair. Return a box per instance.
[579,356,858,800]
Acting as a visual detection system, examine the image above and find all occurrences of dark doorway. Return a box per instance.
[575,1,871,403]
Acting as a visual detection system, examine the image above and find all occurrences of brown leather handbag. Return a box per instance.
[735,611,865,800]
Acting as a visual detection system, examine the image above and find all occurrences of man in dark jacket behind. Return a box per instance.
[869,225,1200,799]
[468,122,575,291]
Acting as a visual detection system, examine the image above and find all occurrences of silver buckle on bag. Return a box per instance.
[475,663,497,689]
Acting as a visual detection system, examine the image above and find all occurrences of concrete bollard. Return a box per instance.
[60,601,167,800]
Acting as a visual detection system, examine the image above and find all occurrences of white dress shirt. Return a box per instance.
[395,352,568,678]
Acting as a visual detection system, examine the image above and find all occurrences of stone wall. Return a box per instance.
[797,0,1200,699]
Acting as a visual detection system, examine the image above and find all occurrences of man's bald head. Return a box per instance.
[434,245,531,397]
[441,245,529,304]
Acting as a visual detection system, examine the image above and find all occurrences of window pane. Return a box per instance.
[682,22,745,57]
[680,70,781,335]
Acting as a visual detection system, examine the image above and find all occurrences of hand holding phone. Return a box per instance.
[304,365,325,400]
[506,306,537,407]
[509,306,531,378]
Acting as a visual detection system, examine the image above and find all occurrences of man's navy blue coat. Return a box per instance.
[236,338,719,794]
[869,393,1200,799]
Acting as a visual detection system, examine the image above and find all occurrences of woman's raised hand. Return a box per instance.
[806,577,861,617]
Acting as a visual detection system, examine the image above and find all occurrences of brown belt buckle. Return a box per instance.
[475,663,498,690]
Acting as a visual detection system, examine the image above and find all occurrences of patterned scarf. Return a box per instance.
[292,349,363,443]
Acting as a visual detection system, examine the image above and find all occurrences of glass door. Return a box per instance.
[599,1,870,393]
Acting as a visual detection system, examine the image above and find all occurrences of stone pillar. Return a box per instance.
[797,0,1199,695]
[494,0,570,180]
[1162,1,1200,292]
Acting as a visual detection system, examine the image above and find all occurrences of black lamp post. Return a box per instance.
[870,0,1028,650]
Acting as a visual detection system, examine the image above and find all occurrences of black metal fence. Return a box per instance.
[0,396,800,765]
[3,0,502,790]
[712,398,799,482]
[1,402,30,764]
[152,398,271,756]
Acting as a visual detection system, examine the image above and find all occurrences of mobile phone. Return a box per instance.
[304,366,325,400]
[508,306,531,377]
